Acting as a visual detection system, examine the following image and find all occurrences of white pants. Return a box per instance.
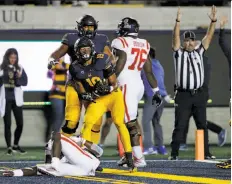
[56,134,100,176]
[120,81,144,123]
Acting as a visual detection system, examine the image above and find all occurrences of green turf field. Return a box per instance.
[0,145,230,161]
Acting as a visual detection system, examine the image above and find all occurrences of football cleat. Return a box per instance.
[134,156,147,168]
[118,153,137,171]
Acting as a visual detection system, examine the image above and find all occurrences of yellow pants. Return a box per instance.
[81,89,132,153]
[61,85,81,137]
[62,84,102,141]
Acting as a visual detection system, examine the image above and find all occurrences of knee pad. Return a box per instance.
[61,120,79,136]
[126,119,141,146]
[126,119,141,137]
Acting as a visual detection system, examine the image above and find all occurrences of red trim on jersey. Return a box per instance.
[146,41,150,50]
[61,135,92,159]
[121,37,129,47]
[118,37,126,48]
[122,84,130,122]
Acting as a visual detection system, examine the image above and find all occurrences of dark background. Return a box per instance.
[0,29,230,107]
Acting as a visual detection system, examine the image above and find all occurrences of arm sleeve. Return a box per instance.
[61,33,70,46]
[219,29,231,61]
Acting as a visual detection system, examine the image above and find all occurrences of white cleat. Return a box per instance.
[134,157,147,168]
[37,164,61,177]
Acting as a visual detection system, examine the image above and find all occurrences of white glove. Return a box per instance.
[164,95,173,104]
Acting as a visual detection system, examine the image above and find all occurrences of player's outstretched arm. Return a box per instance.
[48,44,69,69]
[114,48,127,77]
[50,44,68,61]
[202,5,217,50]
[172,7,181,51]
[85,140,103,157]
[2,166,38,177]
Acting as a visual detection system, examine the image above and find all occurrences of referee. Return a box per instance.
[169,6,217,160]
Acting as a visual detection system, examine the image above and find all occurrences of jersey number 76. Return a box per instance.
[128,48,148,71]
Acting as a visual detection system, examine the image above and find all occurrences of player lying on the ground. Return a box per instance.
[1,133,103,177]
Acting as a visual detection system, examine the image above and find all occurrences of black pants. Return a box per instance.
[171,89,210,156]
[182,120,223,144]
[3,100,23,148]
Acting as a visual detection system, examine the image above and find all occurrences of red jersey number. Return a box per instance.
[128,48,148,71]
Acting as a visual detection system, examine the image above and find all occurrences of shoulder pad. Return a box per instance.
[111,37,127,50]
[62,33,79,46]
[95,34,110,46]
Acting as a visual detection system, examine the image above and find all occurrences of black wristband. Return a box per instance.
[176,19,180,22]
[211,19,217,23]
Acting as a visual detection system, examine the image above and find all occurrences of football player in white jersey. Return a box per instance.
[1,133,102,177]
[111,17,162,167]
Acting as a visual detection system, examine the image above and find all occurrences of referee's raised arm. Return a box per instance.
[202,5,217,50]
[172,7,181,51]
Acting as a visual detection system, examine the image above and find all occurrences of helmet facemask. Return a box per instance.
[75,46,93,65]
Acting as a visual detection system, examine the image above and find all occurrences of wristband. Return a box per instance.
[176,19,180,22]
[152,87,159,93]
[13,169,23,176]
[211,19,217,23]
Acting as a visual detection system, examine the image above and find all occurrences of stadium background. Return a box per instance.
[0,3,230,148]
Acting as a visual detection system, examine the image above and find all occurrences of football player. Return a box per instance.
[69,37,134,170]
[1,133,103,177]
[47,15,114,142]
[111,17,162,167]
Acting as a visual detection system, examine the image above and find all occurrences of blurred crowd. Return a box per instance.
[1,0,230,6]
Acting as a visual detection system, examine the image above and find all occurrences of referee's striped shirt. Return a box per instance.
[173,43,205,90]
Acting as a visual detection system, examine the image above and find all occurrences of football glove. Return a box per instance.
[79,93,96,103]
[152,91,163,108]
[93,79,111,96]
[47,57,59,70]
